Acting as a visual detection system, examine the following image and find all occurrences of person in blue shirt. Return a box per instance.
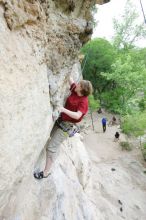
[102,117,107,132]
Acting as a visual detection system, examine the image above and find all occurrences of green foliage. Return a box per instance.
[128,48,146,67]
[142,149,146,161]
[120,141,132,151]
[142,144,146,161]
[81,38,116,100]
[80,0,146,115]
[80,39,146,115]
[138,98,145,111]
[113,0,146,50]
[101,54,146,114]
[89,95,100,111]
[143,143,146,149]
[121,111,146,137]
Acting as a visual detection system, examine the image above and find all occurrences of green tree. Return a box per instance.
[113,0,146,50]
[101,54,146,114]
[81,38,116,102]
[80,0,146,115]
[121,111,146,137]
[89,95,100,111]
[129,48,146,67]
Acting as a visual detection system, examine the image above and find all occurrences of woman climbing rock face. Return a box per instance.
[34,77,93,179]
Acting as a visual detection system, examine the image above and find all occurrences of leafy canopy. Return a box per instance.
[101,54,146,113]
[112,0,146,50]
[121,111,146,137]
[81,38,116,99]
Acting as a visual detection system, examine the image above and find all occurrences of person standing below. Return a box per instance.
[114,132,120,142]
[108,116,117,126]
[97,107,102,114]
[112,116,117,125]
[34,77,93,179]
[102,117,107,132]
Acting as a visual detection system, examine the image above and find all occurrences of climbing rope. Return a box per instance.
[81,49,95,131]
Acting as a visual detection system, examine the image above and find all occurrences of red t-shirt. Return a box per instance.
[61,83,88,123]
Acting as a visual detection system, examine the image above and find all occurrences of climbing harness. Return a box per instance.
[56,118,80,137]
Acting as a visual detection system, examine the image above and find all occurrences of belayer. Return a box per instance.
[34,77,93,179]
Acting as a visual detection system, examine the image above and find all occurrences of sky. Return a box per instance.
[92,0,146,47]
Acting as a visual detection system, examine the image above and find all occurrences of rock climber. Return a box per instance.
[34,77,93,179]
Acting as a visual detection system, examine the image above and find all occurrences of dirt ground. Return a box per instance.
[81,110,146,168]
[79,110,146,220]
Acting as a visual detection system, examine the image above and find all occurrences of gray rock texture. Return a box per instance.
[0,0,106,219]
[0,1,146,218]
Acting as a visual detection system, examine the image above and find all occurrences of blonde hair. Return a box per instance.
[80,80,93,96]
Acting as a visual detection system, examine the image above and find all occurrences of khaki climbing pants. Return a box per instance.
[46,120,79,160]
[46,124,68,160]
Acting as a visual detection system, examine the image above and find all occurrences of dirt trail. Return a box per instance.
[80,110,146,220]
[82,110,144,166]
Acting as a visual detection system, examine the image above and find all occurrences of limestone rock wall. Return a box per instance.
[0,0,100,220]
[0,4,51,218]
[0,0,109,219]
